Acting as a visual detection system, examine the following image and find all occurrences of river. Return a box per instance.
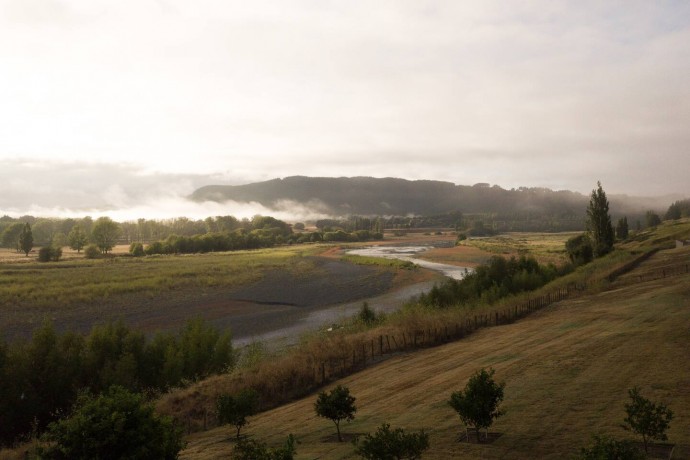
[235,244,472,348]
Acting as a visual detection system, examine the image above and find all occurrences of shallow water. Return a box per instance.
[347,245,473,280]
[235,245,473,348]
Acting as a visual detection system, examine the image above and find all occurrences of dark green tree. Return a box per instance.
[578,435,645,460]
[354,423,430,460]
[448,368,505,442]
[565,234,594,266]
[233,434,297,460]
[67,225,88,253]
[314,385,357,442]
[38,386,184,459]
[1,222,24,251]
[91,217,121,254]
[19,222,33,256]
[586,181,614,257]
[217,388,260,439]
[623,387,673,453]
[615,217,629,241]
[645,211,662,229]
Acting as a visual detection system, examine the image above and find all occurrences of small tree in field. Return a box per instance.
[623,387,673,453]
[217,388,259,439]
[448,368,505,442]
[354,423,430,460]
[314,385,356,442]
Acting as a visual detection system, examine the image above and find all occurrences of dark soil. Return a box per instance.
[1,257,395,342]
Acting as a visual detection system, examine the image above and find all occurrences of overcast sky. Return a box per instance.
[1,1,689,219]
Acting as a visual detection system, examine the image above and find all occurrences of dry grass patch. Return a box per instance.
[180,268,690,459]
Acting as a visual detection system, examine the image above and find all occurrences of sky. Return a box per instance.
[1,1,689,220]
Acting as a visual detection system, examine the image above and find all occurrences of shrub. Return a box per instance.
[578,435,644,460]
[84,244,101,259]
[38,246,62,262]
[233,434,297,460]
[38,386,184,460]
[354,423,430,460]
[129,242,145,257]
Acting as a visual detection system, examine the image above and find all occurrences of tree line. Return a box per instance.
[0,318,233,447]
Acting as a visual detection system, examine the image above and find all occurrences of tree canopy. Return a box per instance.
[91,217,121,254]
[449,368,505,441]
[314,385,357,442]
[38,386,184,460]
[586,181,614,257]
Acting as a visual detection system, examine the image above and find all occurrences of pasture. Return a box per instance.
[180,245,690,459]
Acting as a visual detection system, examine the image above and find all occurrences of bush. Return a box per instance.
[578,435,645,460]
[233,434,297,460]
[38,386,185,460]
[84,244,101,259]
[129,242,145,256]
[354,423,430,460]
[38,246,62,262]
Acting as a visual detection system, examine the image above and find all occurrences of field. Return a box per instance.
[3,224,689,459]
[180,245,690,459]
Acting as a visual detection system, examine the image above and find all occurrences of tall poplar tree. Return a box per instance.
[586,181,614,257]
[18,223,33,256]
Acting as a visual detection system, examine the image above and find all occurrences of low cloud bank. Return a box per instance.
[0,161,331,222]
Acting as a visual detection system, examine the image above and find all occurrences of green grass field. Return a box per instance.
[0,246,321,311]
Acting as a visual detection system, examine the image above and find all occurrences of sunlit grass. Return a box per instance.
[0,245,322,310]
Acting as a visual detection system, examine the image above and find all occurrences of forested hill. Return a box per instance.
[190,176,668,221]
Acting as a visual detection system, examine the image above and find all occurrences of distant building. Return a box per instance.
[676,240,690,248]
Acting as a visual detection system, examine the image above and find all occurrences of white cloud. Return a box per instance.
[0,0,689,210]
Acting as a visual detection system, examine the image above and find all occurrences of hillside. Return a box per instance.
[190,176,673,223]
[180,245,690,459]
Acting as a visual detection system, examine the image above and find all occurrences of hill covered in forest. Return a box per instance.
[191,176,672,227]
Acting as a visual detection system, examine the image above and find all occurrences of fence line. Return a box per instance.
[311,261,689,387]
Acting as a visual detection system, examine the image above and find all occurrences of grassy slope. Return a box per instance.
[182,246,690,459]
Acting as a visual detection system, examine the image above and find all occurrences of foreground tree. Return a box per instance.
[578,435,645,460]
[18,223,33,256]
[448,368,505,442]
[354,423,430,460]
[586,181,614,257]
[91,217,121,254]
[38,386,184,459]
[217,388,260,439]
[314,385,357,442]
[624,387,673,453]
